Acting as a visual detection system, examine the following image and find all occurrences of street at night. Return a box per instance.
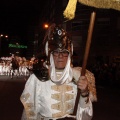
[0,76,27,120]
[0,75,120,120]
[0,0,120,120]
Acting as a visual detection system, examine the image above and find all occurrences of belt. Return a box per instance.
[41,116,75,120]
[49,118,75,120]
[41,118,57,120]
[41,118,59,120]
[39,113,68,120]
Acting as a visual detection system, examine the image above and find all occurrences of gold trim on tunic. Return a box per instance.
[51,84,74,118]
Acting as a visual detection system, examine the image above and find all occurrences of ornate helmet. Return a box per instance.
[44,23,73,63]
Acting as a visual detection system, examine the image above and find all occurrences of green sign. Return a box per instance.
[9,44,27,49]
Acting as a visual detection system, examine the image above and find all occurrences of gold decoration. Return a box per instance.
[25,103,33,110]
[51,84,73,92]
[63,0,120,20]
[63,0,77,20]
[78,0,120,10]
[52,102,72,118]
[64,93,74,101]
[51,93,62,101]
[85,69,97,102]
[26,110,35,117]
[20,93,30,103]
[51,84,74,118]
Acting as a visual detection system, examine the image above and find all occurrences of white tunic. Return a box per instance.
[20,67,97,120]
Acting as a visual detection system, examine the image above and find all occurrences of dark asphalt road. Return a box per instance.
[0,76,27,120]
[0,75,120,120]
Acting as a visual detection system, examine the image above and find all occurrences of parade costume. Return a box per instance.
[20,24,97,120]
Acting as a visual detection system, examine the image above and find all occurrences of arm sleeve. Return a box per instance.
[76,96,93,120]
[73,67,97,102]
[20,74,41,120]
[73,67,97,120]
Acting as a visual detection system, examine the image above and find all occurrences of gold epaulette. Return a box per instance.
[85,69,97,102]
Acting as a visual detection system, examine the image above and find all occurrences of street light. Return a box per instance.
[0,34,3,57]
[0,34,9,57]
[5,35,8,38]
[44,23,49,29]
[0,34,3,37]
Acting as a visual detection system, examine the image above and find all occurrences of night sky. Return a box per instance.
[0,0,48,42]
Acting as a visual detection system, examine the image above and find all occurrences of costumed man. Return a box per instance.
[20,23,97,120]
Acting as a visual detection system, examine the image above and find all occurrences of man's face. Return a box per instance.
[52,50,69,69]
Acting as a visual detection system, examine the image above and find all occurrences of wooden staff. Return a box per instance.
[57,11,96,120]
[73,11,96,116]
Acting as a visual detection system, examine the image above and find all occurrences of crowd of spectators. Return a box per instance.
[0,55,36,78]
[89,61,120,87]
[0,55,120,88]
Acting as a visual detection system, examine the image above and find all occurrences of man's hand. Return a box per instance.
[77,76,89,96]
